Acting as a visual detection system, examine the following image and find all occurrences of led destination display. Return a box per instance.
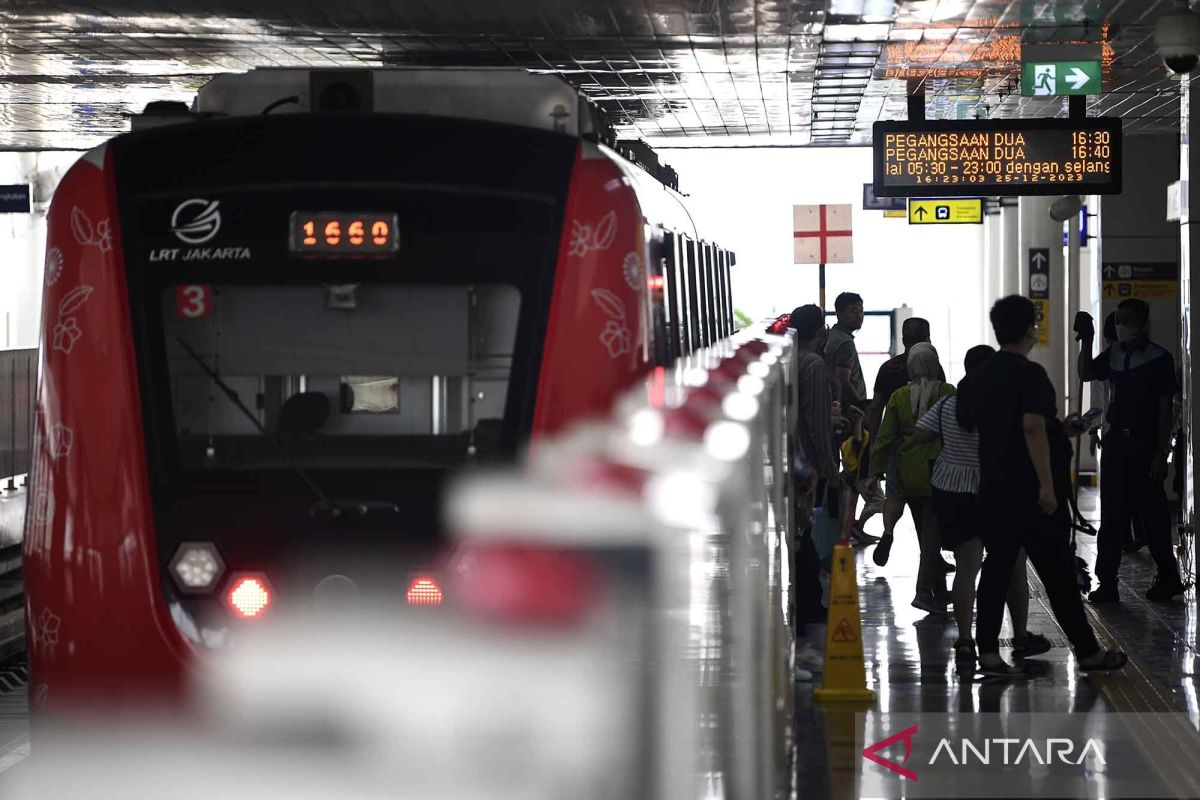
[873,118,1122,197]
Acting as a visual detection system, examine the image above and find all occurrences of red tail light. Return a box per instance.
[406,575,444,606]
[226,573,272,619]
[451,543,600,626]
[647,275,665,291]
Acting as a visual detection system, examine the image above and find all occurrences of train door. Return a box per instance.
[717,250,731,335]
[823,309,897,393]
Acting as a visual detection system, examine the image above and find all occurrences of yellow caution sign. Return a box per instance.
[814,543,877,703]
[908,198,984,225]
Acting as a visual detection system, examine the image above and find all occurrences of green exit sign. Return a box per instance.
[1021,60,1102,97]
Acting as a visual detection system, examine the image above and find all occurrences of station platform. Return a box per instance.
[795,489,1200,798]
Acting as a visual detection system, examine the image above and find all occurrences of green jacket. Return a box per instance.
[870,383,956,498]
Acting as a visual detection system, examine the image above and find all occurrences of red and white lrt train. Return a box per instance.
[23,69,734,711]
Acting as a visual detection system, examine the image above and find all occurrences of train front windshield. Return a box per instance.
[161,283,520,472]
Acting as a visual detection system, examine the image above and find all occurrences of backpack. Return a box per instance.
[766,314,791,335]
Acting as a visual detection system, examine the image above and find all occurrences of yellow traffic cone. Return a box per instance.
[814,540,876,703]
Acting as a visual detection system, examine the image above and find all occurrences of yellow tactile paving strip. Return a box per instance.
[1029,567,1200,799]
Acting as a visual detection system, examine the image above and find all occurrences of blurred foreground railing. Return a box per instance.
[9,329,800,799]
[448,326,797,799]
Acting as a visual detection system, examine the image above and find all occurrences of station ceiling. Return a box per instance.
[0,0,1184,150]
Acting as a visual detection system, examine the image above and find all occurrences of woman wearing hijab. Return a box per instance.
[869,342,955,614]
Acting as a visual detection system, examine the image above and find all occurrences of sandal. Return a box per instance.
[1079,649,1128,673]
[1012,632,1052,659]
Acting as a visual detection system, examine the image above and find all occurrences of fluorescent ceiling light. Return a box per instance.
[829,0,896,22]
[823,23,892,42]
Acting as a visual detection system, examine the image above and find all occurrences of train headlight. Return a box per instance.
[169,542,226,594]
[226,573,273,619]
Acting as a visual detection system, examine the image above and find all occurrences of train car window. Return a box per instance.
[650,233,672,366]
[685,238,704,350]
[702,244,717,345]
[660,231,679,361]
[160,283,519,470]
[675,235,691,355]
[715,250,727,337]
[726,252,736,332]
[677,236,694,354]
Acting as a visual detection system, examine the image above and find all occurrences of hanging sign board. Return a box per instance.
[1101,262,1178,300]
[872,117,1122,197]
[862,183,906,211]
[1020,60,1102,97]
[0,185,31,213]
[907,198,984,225]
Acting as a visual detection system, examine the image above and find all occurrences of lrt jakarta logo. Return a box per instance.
[171,198,222,244]
[864,724,920,781]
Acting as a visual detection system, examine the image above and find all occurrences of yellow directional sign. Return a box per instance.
[1032,299,1050,346]
[1101,262,1178,301]
[908,198,984,225]
[883,209,907,218]
[1102,281,1177,300]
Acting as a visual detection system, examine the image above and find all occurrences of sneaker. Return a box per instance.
[850,524,881,546]
[1088,585,1120,604]
[1146,575,1186,602]
[911,588,948,615]
[795,666,815,683]
[872,533,894,566]
[1012,631,1052,659]
[796,644,824,672]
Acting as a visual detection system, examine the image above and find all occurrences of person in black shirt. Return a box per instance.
[959,296,1126,675]
[1078,299,1183,602]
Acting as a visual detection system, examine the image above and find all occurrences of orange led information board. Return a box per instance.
[873,117,1122,197]
[289,211,399,256]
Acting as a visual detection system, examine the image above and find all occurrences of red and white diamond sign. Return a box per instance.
[793,204,853,264]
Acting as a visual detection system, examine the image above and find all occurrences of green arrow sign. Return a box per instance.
[1021,60,1102,97]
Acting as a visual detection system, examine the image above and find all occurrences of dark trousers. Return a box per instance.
[976,504,1100,658]
[794,526,824,637]
[1097,435,1178,586]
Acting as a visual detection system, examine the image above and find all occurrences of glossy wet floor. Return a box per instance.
[795,490,1199,798]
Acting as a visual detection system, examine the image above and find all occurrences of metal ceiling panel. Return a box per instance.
[0,1,1185,149]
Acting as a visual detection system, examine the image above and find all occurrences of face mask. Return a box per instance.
[1115,324,1137,343]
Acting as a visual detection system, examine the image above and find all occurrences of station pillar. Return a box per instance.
[1180,78,1199,534]
[982,205,1003,343]
[1000,200,1021,299]
[1019,196,1067,410]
